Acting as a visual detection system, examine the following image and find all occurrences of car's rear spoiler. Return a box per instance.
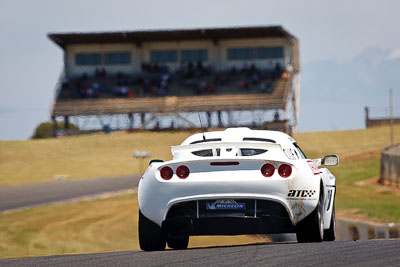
[171,142,281,157]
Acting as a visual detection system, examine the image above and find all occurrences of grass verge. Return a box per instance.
[1,125,399,186]
[0,192,269,259]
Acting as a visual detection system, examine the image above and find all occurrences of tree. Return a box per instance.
[32,121,78,139]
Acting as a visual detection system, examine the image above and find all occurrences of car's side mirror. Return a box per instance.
[322,155,339,166]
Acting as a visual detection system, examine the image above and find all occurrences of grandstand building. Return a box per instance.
[48,25,300,134]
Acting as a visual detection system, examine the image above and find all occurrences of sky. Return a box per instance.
[1,0,400,140]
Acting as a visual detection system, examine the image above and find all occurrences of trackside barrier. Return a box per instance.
[336,218,400,241]
[379,143,400,186]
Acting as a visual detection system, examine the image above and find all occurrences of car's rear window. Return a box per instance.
[240,148,267,156]
[191,148,266,157]
[192,149,221,157]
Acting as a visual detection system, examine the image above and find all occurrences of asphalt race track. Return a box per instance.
[0,175,141,212]
[1,239,400,266]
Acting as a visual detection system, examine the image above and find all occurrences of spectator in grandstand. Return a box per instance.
[229,66,238,75]
[79,87,86,98]
[158,86,167,96]
[81,72,88,81]
[206,82,216,94]
[160,64,169,74]
[260,81,273,94]
[250,63,257,73]
[95,68,101,77]
[128,89,135,98]
[281,70,289,80]
[240,80,249,90]
[266,82,273,94]
[241,62,250,74]
[100,82,107,94]
[92,82,100,92]
[101,67,107,77]
[251,72,260,85]
[199,80,207,94]
[86,86,95,98]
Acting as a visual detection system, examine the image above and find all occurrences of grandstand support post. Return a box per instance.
[228,111,233,127]
[141,113,145,129]
[52,116,57,137]
[64,116,70,130]
[218,111,223,128]
[207,111,212,128]
[128,113,134,130]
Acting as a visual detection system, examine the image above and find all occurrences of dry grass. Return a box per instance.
[293,125,400,159]
[1,125,399,187]
[0,131,191,186]
[0,192,269,259]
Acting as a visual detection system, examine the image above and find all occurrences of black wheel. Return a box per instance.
[138,210,166,251]
[167,234,189,250]
[296,192,324,243]
[323,203,336,241]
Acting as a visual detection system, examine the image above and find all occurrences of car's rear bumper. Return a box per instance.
[162,198,295,235]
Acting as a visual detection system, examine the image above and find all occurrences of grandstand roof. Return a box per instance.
[48,25,297,48]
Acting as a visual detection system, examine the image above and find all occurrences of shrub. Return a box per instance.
[32,121,78,139]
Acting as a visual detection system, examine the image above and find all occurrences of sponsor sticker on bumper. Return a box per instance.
[206,200,246,210]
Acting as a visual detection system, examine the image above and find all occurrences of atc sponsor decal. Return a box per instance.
[206,200,246,210]
[287,190,317,200]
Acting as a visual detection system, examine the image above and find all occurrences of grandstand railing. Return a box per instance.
[52,93,286,116]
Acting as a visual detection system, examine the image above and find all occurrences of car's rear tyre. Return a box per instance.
[167,234,189,250]
[139,210,166,251]
[296,193,324,243]
[323,203,336,241]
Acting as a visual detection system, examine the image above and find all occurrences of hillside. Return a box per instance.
[0,125,399,186]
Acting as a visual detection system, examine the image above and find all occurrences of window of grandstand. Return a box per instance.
[104,52,131,65]
[227,46,284,60]
[227,48,255,60]
[257,47,284,59]
[150,50,177,63]
[75,53,102,65]
[181,49,208,62]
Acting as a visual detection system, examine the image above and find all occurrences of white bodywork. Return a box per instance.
[138,128,336,235]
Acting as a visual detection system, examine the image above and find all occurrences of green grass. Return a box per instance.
[0,192,269,259]
[333,156,381,185]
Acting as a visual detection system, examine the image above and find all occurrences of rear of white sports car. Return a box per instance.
[138,128,337,251]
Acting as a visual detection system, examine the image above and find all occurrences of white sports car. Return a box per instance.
[138,128,339,251]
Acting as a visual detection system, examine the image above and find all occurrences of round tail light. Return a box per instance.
[160,166,173,180]
[176,165,190,179]
[278,164,292,178]
[261,163,275,177]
